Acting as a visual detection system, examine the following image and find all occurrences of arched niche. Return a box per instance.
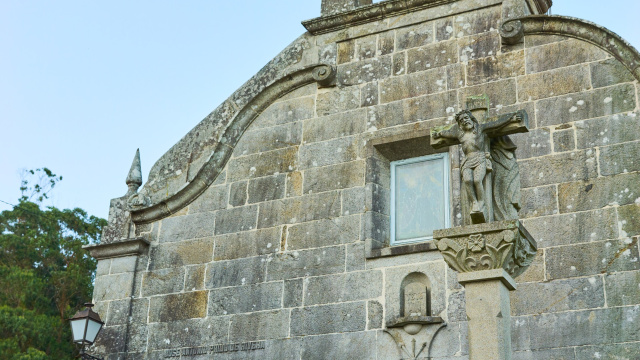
[400,272,431,318]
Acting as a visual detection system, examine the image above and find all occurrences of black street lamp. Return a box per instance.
[69,303,104,360]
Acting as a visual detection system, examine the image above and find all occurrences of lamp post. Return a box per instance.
[69,303,104,360]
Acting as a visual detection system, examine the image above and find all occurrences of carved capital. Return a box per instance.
[433,220,537,278]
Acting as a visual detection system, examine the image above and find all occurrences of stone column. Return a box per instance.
[433,220,537,360]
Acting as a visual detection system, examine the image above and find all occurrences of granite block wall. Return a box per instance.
[91,0,640,358]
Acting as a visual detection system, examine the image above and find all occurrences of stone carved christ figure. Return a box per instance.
[432,109,525,223]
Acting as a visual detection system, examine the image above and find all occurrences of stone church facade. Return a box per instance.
[87,0,640,358]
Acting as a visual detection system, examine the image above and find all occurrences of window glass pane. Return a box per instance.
[394,155,446,242]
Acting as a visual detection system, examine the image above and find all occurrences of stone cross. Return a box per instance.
[430,95,529,225]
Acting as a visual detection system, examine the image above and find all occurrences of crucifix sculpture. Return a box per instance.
[431,95,529,225]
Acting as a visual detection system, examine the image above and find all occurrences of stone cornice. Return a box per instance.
[302,0,459,35]
[129,64,336,225]
[303,0,553,35]
[84,237,150,260]
[500,15,640,81]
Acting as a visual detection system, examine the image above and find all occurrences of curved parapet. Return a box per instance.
[500,15,640,81]
[130,64,336,224]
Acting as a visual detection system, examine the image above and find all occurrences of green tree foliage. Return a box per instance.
[0,169,107,360]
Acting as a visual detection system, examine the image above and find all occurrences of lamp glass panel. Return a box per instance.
[70,318,87,343]
[85,319,102,344]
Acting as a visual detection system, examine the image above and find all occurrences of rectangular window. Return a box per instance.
[390,153,450,245]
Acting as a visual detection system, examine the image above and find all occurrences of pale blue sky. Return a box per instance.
[1,1,638,219]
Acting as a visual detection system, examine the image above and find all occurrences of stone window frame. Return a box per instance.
[364,129,460,259]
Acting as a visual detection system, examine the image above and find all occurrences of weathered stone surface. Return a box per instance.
[510,127,551,159]
[214,227,280,261]
[185,265,206,291]
[407,40,458,73]
[303,109,366,144]
[247,174,285,204]
[558,172,640,212]
[516,248,545,283]
[235,122,302,157]
[522,208,618,248]
[304,271,382,305]
[96,259,110,276]
[519,150,597,188]
[575,113,640,149]
[214,205,258,235]
[141,267,185,297]
[453,6,500,37]
[546,238,640,280]
[368,90,455,129]
[158,212,215,243]
[530,306,640,348]
[525,39,608,74]
[518,65,590,102]
[147,317,229,350]
[94,273,134,301]
[363,211,390,248]
[346,242,365,271]
[367,300,383,329]
[618,204,640,238]
[337,56,392,86]
[205,256,266,289]
[110,256,137,274]
[258,191,341,229]
[378,31,394,55]
[524,34,568,48]
[229,310,289,342]
[513,348,576,360]
[536,84,636,127]
[466,50,525,85]
[300,331,376,359]
[148,291,207,322]
[189,184,228,214]
[519,185,557,218]
[458,32,501,62]
[458,79,517,108]
[605,270,640,307]
[285,171,303,198]
[316,86,360,116]
[447,63,465,89]
[209,282,283,316]
[266,245,345,281]
[355,34,376,60]
[149,238,213,270]
[379,67,447,103]
[600,140,640,176]
[396,21,433,50]
[250,96,315,129]
[303,160,365,194]
[552,128,575,152]
[360,81,379,107]
[227,147,297,182]
[590,58,636,88]
[106,299,130,326]
[337,39,355,64]
[287,216,359,250]
[298,136,363,169]
[511,276,604,316]
[290,302,366,335]
[575,343,640,360]
[283,278,303,308]
[392,52,406,76]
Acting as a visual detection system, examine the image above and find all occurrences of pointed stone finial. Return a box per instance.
[125,149,142,196]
